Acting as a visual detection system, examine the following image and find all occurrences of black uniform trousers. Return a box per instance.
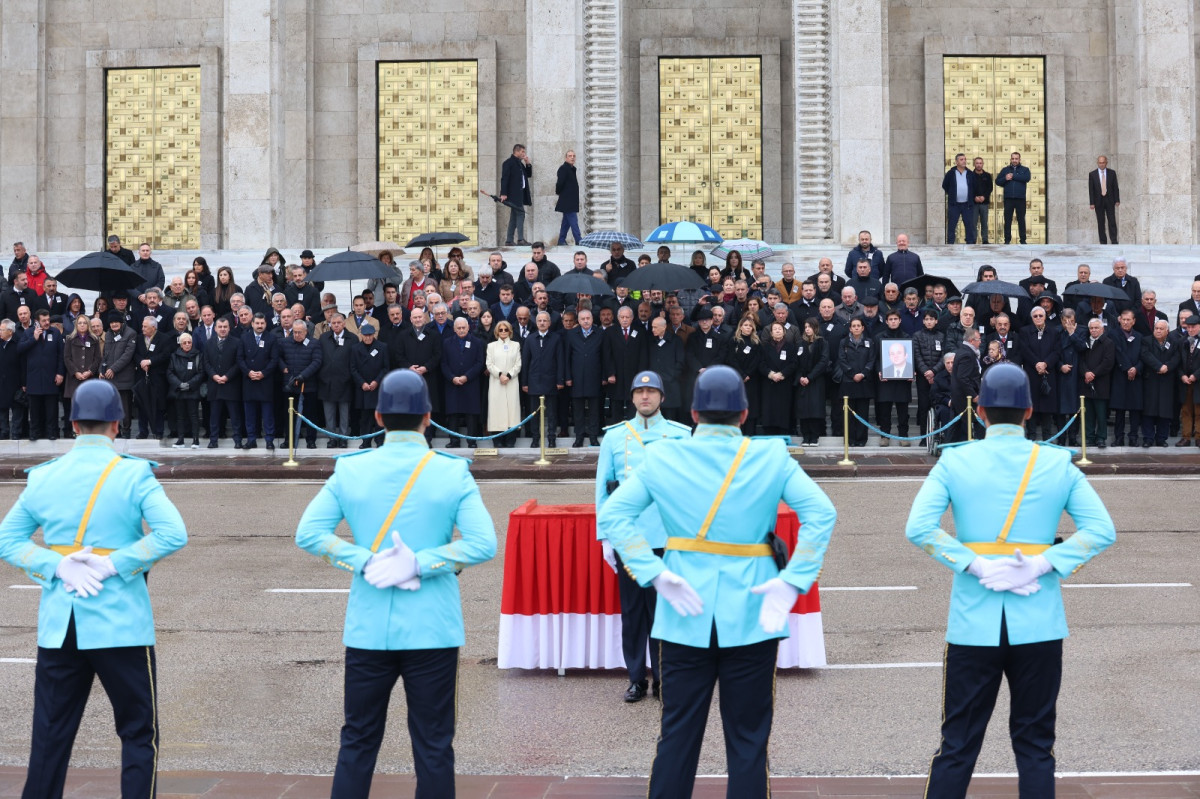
[647,631,778,799]
[614,550,661,685]
[24,615,159,799]
[925,620,1062,799]
[332,645,458,799]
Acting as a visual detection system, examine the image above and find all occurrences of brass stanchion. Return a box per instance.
[283,396,299,467]
[966,396,975,442]
[837,396,855,466]
[534,396,550,466]
[1076,394,1092,465]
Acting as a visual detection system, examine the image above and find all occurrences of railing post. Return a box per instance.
[837,396,855,466]
[283,396,298,467]
[534,395,550,466]
[1076,394,1092,465]
[966,396,975,442]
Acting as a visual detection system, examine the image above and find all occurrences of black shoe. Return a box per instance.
[174,439,186,447]
[504,241,516,246]
[624,682,648,703]
[1128,437,1139,448]
[327,439,339,448]
[359,440,371,449]
[136,432,149,439]
[305,440,316,449]
[548,437,556,447]
[243,440,257,450]
[467,440,477,449]
[208,440,219,449]
[447,439,461,449]
[573,437,584,448]
[47,436,57,441]
[589,437,600,447]
[266,441,276,451]
[1142,440,1153,448]
[1113,436,1124,447]
[1097,441,1107,449]
[651,680,660,699]
[339,440,348,448]
[517,239,531,246]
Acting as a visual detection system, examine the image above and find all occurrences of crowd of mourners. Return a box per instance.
[1,232,1198,451]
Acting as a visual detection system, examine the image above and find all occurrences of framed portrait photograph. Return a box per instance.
[880,338,914,380]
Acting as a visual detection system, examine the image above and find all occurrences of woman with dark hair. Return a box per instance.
[721,250,750,282]
[794,318,830,444]
[213,266,242,318]
[190,256,216,295]
[759,321,798,436]
[183,270,213,310]
[837,316,875,446]
[92,295,110,318]
[730,315,763,435]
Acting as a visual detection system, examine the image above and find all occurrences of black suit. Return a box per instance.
[133,332,173,437]
[950,344,982,442]
[1087,167,1120,244]
[203,335,244,443]
[563,327,604,442]
[392,327,443,439]
[521,331,564,443]
[601,325,647,422]
[500,154,532,244]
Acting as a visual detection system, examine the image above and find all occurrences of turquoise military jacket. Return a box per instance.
[594,412,692,549]
[597,424,837,648]
[905,424,1116,646]
[295,430,497,650]
[0,435,187,649]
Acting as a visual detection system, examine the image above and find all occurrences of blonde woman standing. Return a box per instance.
[485,321,523,447]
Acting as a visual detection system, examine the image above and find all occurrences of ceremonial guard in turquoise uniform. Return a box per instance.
[295,368,497,799]
[597,365,837,799]
[905,363,1116,799]
[594,370,691,702]
[0,379,188,799]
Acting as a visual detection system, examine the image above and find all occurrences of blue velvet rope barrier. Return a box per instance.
[296,409,540,442]
[848,410,965,441]
[295,413,384,441]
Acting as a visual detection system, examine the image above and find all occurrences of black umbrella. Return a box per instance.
[406,232,469,248]
[55,251,143,293]
[545,272,615,296]
[308,249,398,283]
[899,274,960,299]
[961,280,1030,300]
[618,263,705,292]
[1062,282,1129,302]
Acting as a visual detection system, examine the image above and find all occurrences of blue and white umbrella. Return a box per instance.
[711,238,774,261]
[645,221,724,244]
[579,231,644,250]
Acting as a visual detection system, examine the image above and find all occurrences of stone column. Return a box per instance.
[0,0,45,247]
[280,0,313,248]
[830,0,890,244]
[525,0,583,247]
[223,0,281,248]
[1112,0,1196,244]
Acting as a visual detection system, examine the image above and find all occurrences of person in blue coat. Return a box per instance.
[295,369,496,799]
[18,308,64,440]
[597,365,837,799]
[237,312,280,449]
[0,379,187,798]
[905,363,1115,798]
[995,150,1032,244]
[594,371,691,703]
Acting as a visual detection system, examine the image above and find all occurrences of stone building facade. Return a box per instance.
[0,0,1194,252]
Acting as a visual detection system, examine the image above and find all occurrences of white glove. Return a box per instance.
[979,550,1053,593]
[55,547,106,598]
[750,577,800,634]
[1008,580,1042,597]
[600,541,617,574]
[651,569,703,617]
[363,532,420,589]
[966,556,1011,581]
[73,551,118,580]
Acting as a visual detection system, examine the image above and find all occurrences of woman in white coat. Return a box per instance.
[486,321,523,447]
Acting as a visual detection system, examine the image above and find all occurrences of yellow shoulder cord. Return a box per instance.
[74,457,122,547]
[696,437,750,541]
[996,445,1039,544]
[370,451,434,553]
[622,421,645,447]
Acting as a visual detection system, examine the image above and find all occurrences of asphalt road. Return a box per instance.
[0,476,1196,778]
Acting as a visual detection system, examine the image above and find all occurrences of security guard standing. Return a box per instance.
[594,370,691,702]
[295,368,497,799]
[0,379,188,799]
[597,365,837,798]
[905,363,1116,798]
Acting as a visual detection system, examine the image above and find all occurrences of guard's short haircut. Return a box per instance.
[379,412,424,431]
[982,406,1026,426]
[696,410,743,426]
